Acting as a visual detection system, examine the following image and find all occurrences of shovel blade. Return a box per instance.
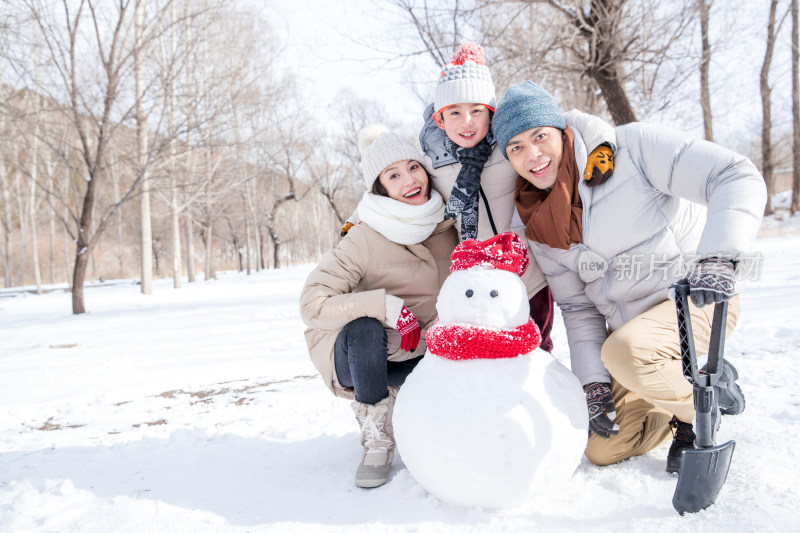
[672,440,735,515]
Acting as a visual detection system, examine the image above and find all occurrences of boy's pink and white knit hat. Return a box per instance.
[433,42,496,115]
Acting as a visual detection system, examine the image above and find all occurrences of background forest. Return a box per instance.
[1,0,798,314]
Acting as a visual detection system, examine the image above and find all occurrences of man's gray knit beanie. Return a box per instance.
[492,81,566,160]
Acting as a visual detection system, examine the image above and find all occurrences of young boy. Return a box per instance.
[419,42,615,352]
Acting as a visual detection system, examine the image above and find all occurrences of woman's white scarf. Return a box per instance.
[357,189,445,245]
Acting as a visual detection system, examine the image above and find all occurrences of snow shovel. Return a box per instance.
[670,279,735,515]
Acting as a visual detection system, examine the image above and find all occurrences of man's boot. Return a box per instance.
[666,416,696,475]
[352,394,395,488]
[715,360,745,415]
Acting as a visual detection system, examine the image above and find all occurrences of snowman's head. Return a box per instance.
[437,267,529,329]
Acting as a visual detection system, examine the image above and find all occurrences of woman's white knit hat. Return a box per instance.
[359,125,424,190]
[433,42,496,115]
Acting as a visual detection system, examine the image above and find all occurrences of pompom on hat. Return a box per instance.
[434,42,496,115]
[492,81,566,160]
[358,124,425,190]
[450,231,529,277]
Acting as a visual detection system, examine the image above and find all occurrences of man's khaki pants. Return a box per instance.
[584,296,740,466]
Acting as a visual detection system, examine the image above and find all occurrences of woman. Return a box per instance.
[299,125,458,489]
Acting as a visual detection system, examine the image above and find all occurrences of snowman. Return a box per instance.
[393,232,588,509]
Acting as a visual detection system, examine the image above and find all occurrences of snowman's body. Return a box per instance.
[393,261,588,508]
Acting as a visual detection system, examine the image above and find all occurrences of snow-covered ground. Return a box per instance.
[2,216,799,532]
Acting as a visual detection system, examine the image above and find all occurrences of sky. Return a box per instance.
[0,213,799,532]
[269,0,433,130]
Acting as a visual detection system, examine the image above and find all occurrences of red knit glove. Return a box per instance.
[396,306,421,352]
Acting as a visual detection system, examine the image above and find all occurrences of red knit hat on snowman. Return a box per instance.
[426,232,541,360]
[450,231,530,276]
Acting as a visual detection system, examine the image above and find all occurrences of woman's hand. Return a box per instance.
[396,306,421,352]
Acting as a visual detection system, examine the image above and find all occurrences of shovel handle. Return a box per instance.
[672,279,728,389]
[673,280,699,384]
[672,279,729,448]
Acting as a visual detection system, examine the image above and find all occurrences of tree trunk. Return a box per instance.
[793,0,800,215]
[14,168,26,286]
[111,158,124,278]
[591,67,637,125]
[62,193,75,288]
[260,229,268,269]
[167,2,182,289]
[136,1,153,294]
[185,214,196,282]
[243,193,251,275]
[204,221,215,280]
[272,233,281,270]
[582,0,638,125]
[72,246,89,314]
[762,0,780,216]
[699,0,714,141]
[28,136,43,294]
[170,204,182,287]
[0,158,12,288]
[49,181,56,284]
[45,152,57,284]
[234,234,243,272]
[71,167,97,314]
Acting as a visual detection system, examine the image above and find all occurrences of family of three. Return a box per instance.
[299,43,767,490]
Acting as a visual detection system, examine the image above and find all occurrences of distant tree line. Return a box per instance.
[0,0,375,313]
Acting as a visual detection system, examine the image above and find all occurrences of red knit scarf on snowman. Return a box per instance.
[425,318,541,360]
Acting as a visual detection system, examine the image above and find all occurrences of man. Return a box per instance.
[492,81,766,473]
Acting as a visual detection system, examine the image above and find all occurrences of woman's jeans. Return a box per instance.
[334,317,421,404]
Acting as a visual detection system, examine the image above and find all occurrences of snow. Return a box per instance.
[394,265,587,509]
[2,220,800,532]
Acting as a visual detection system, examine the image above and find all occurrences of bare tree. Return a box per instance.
[17,0,138,312]
[794,0,800,215]
[15,0,198,312]
[698,0,713,141]
[259,114,313,269]
[0,152,13,287]
[538,0,639,124]
[135,0,153,295]
[762,0,788,216]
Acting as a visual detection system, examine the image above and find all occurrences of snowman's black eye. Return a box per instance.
[490,290,499,298]
[465,289,474,298]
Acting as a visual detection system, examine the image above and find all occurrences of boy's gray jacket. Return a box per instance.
[419,105,616,299]
[299,219,458,398]
[528,122,766,385]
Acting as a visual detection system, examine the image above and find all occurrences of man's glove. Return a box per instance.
[686,258,736,308]
[340,221,354,237]
[583,143,614,187]
[395,306,421,352]
[584,382,619,438]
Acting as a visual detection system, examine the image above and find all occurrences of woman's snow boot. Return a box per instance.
[352,393,396,488]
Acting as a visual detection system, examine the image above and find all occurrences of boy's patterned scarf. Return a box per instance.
[444,137,493,241]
